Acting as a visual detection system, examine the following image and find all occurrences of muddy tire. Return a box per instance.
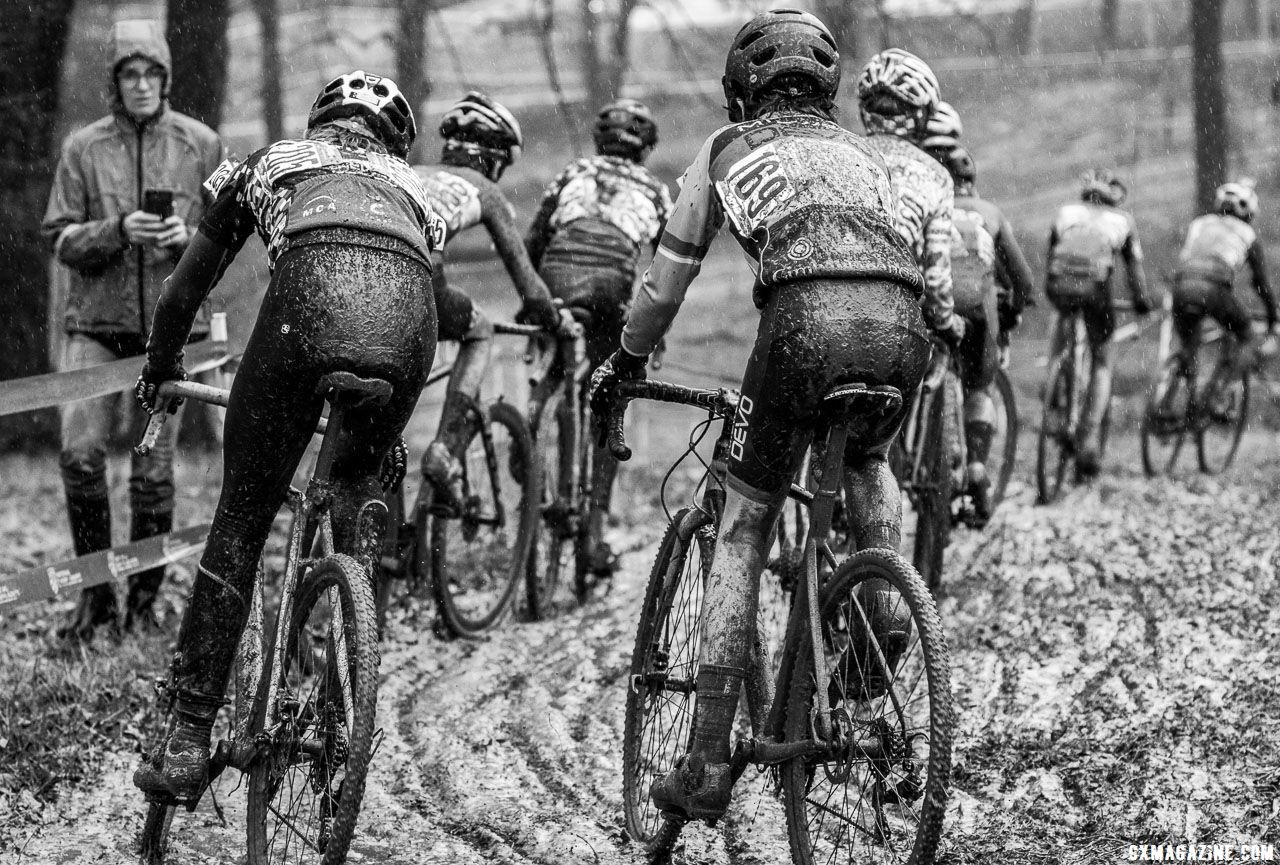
[526,389,588,618]
[1197,368,1250,475]
[137,800,175,864]
[781,548,953,865]
[1036,350,1075,505]
[911,382,953,594]
[246,554,380,865]
[621,508,713,851]
[1140,358,1190,477]
[990,367,1019,508]
[430,400,538,638]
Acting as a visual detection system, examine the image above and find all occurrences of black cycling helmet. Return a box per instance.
[1081,168,1127,206]
[593,98,658,160]
[439,91,523,181]
[944,145,977,187]
[722,9,840,122]
[308,70,416,159]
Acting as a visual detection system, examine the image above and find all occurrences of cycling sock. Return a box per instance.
[690,663,746,768]
[965,420,994,467]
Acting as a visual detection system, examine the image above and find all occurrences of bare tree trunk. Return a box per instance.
[1100,0,1121,51]
[815,0,863,59]
[255,0,284,143]
[580,0,606,109]
[0,0,76,445]
[396,0,431,109]
[1244,0,1271,41]
[603,0,639,101]
[1191,0,1227,212]
[166,0,230,129]
[1014,0,1041,56]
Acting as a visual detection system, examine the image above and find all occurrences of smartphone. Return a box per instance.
[143,189,174,218]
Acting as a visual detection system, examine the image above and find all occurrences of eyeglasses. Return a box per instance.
[118,68,165,87]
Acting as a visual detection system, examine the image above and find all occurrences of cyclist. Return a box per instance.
[921,99,963,153]
[524,97,673,577]
[411,92,558,514]
[132,71,444,804]
[856,48,966,350]
[932,144,1036,523]
[590,9,930,821]
[1166,179,1277,420]
[1044,169,1153,476]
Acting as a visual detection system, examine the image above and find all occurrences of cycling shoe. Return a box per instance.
[649,756,734,823]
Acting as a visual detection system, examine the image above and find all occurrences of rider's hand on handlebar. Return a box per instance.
[589,348,648,447]
[135,357,187,415]
[1131,295,1155,317]
[515,293,559,332]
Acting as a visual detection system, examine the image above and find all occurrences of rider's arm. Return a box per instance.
[523,167,571,271]
[920,196,959,335]
[994,214,1036,311]
[42,136,129,270]
[1247,238,1278,327]
[621,141,722,357]
[145,161,255,365]
[476,179,553,304]
[1120,218,1152,305]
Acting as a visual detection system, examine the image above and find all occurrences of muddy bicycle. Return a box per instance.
[376,321,544,639]
[608,379,954,865]
[136,374,386,865]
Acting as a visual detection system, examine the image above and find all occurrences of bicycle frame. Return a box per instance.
[899,348,966,498]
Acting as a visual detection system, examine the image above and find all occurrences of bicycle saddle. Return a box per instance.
[819,383,903,427]
[316,372,393,409]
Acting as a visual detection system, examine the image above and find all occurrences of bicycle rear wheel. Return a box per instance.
[989,368,1019,509]
[621,507,713,852]
[1035,351,1075,504]
[138,799,176,864]
[1197,368,1250,474]
[246,554,380,865]
[1140,358,1190,477]
[911,384,953,593]
[782,548,953,865]
[526,389,587,618]
[430,400,538,637]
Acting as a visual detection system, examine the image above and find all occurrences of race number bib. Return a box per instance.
[716,144,796,237]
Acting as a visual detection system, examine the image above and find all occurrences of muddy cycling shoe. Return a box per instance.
[587,540,620,578]
[421,442,466,519]
[1074,446,1101,480]
[133,718,215,806]
[831,583,911,703]
[649,756,734,822]
[966,462,993,528]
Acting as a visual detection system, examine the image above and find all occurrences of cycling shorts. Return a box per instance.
[728,278,930,504]
[1046,275,1114,345]
[956,282,999,393]
[1172,274,1251,345]
[539,259,633,367]
[429,250,479,342]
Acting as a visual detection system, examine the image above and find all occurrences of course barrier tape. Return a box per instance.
[0,524,208,612]
[0,340,234,419]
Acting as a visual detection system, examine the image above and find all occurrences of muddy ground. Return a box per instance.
[3,258,1280,863]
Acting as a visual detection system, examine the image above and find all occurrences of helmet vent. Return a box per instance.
[739,31,765,49]
[373,83,389,97]
[813,48,834,67]
[752,46,778,66]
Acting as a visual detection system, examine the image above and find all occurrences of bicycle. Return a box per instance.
[1035,301,1142,504]
[1141,313,1269,477]
[377,321,544,639]
[135,374,388,865]
[893,343,1018,592]
[522,307,597,618]
[608,379,954,865]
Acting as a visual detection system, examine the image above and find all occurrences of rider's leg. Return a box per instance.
[424,298,493,514]
[957,301,999,520]
[1074,295,1116,475]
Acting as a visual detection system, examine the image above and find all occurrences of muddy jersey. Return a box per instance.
[953,191,1036,319]
[863,134,957,333]
[525,155,673,268]
[200,139,443,267]
[623,112,921,356]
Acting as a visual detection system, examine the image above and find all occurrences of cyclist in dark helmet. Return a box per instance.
[931,143,1036,523]
[525,97,673,577]
[411,91,558,515]
[590,9,929,822]
[132,70,444,804]
[1044,168,1153,477]
[1165,179,1277,421]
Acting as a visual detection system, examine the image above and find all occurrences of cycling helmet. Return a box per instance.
[944,145,977,188]
[722,9,840,121]
[593,98,658,159]
[921,100,963,151]
[308,70,416,159]
[1080,168,1127,206]
[439,91,523,179]
[1214,179,1260,222]
[857,48,941,138]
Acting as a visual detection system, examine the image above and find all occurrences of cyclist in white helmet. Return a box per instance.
[856,49,966,351]
[1165,179,1277,421]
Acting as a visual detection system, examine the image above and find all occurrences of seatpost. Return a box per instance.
[312,398,346,485]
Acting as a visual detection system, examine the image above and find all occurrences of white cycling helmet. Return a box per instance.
[857,48,941,138]
[1215,179,1260,223]
[307,70,416,158]
[921,100,963,151]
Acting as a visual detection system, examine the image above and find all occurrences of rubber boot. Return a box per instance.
[133,689,223,805]
[58,493,117,641]
[126,510,172,632]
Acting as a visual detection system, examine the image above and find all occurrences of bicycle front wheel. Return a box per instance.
[782,548,953,865]
[621,507,713,851]
[1140,358,1190,477]
[246,554,380,865]
[430,400,538,638]
[911,384,954,593]
[1197,368,1249,474]
[1035,351,1074,504]
[526,389,587,618]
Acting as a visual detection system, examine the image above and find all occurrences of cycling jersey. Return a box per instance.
[623,111,921,356]
[412,162,550,339]
[201,139,443,267]
[525,155,673,271]
[1177,213,1271,296]
[863,133,957,334]
[953,191,1035,319]
[1045,201,1148,303]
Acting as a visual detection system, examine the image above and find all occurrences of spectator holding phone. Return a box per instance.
[42,19,223,640]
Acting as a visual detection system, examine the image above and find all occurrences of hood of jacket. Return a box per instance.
[110,19,171,119]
